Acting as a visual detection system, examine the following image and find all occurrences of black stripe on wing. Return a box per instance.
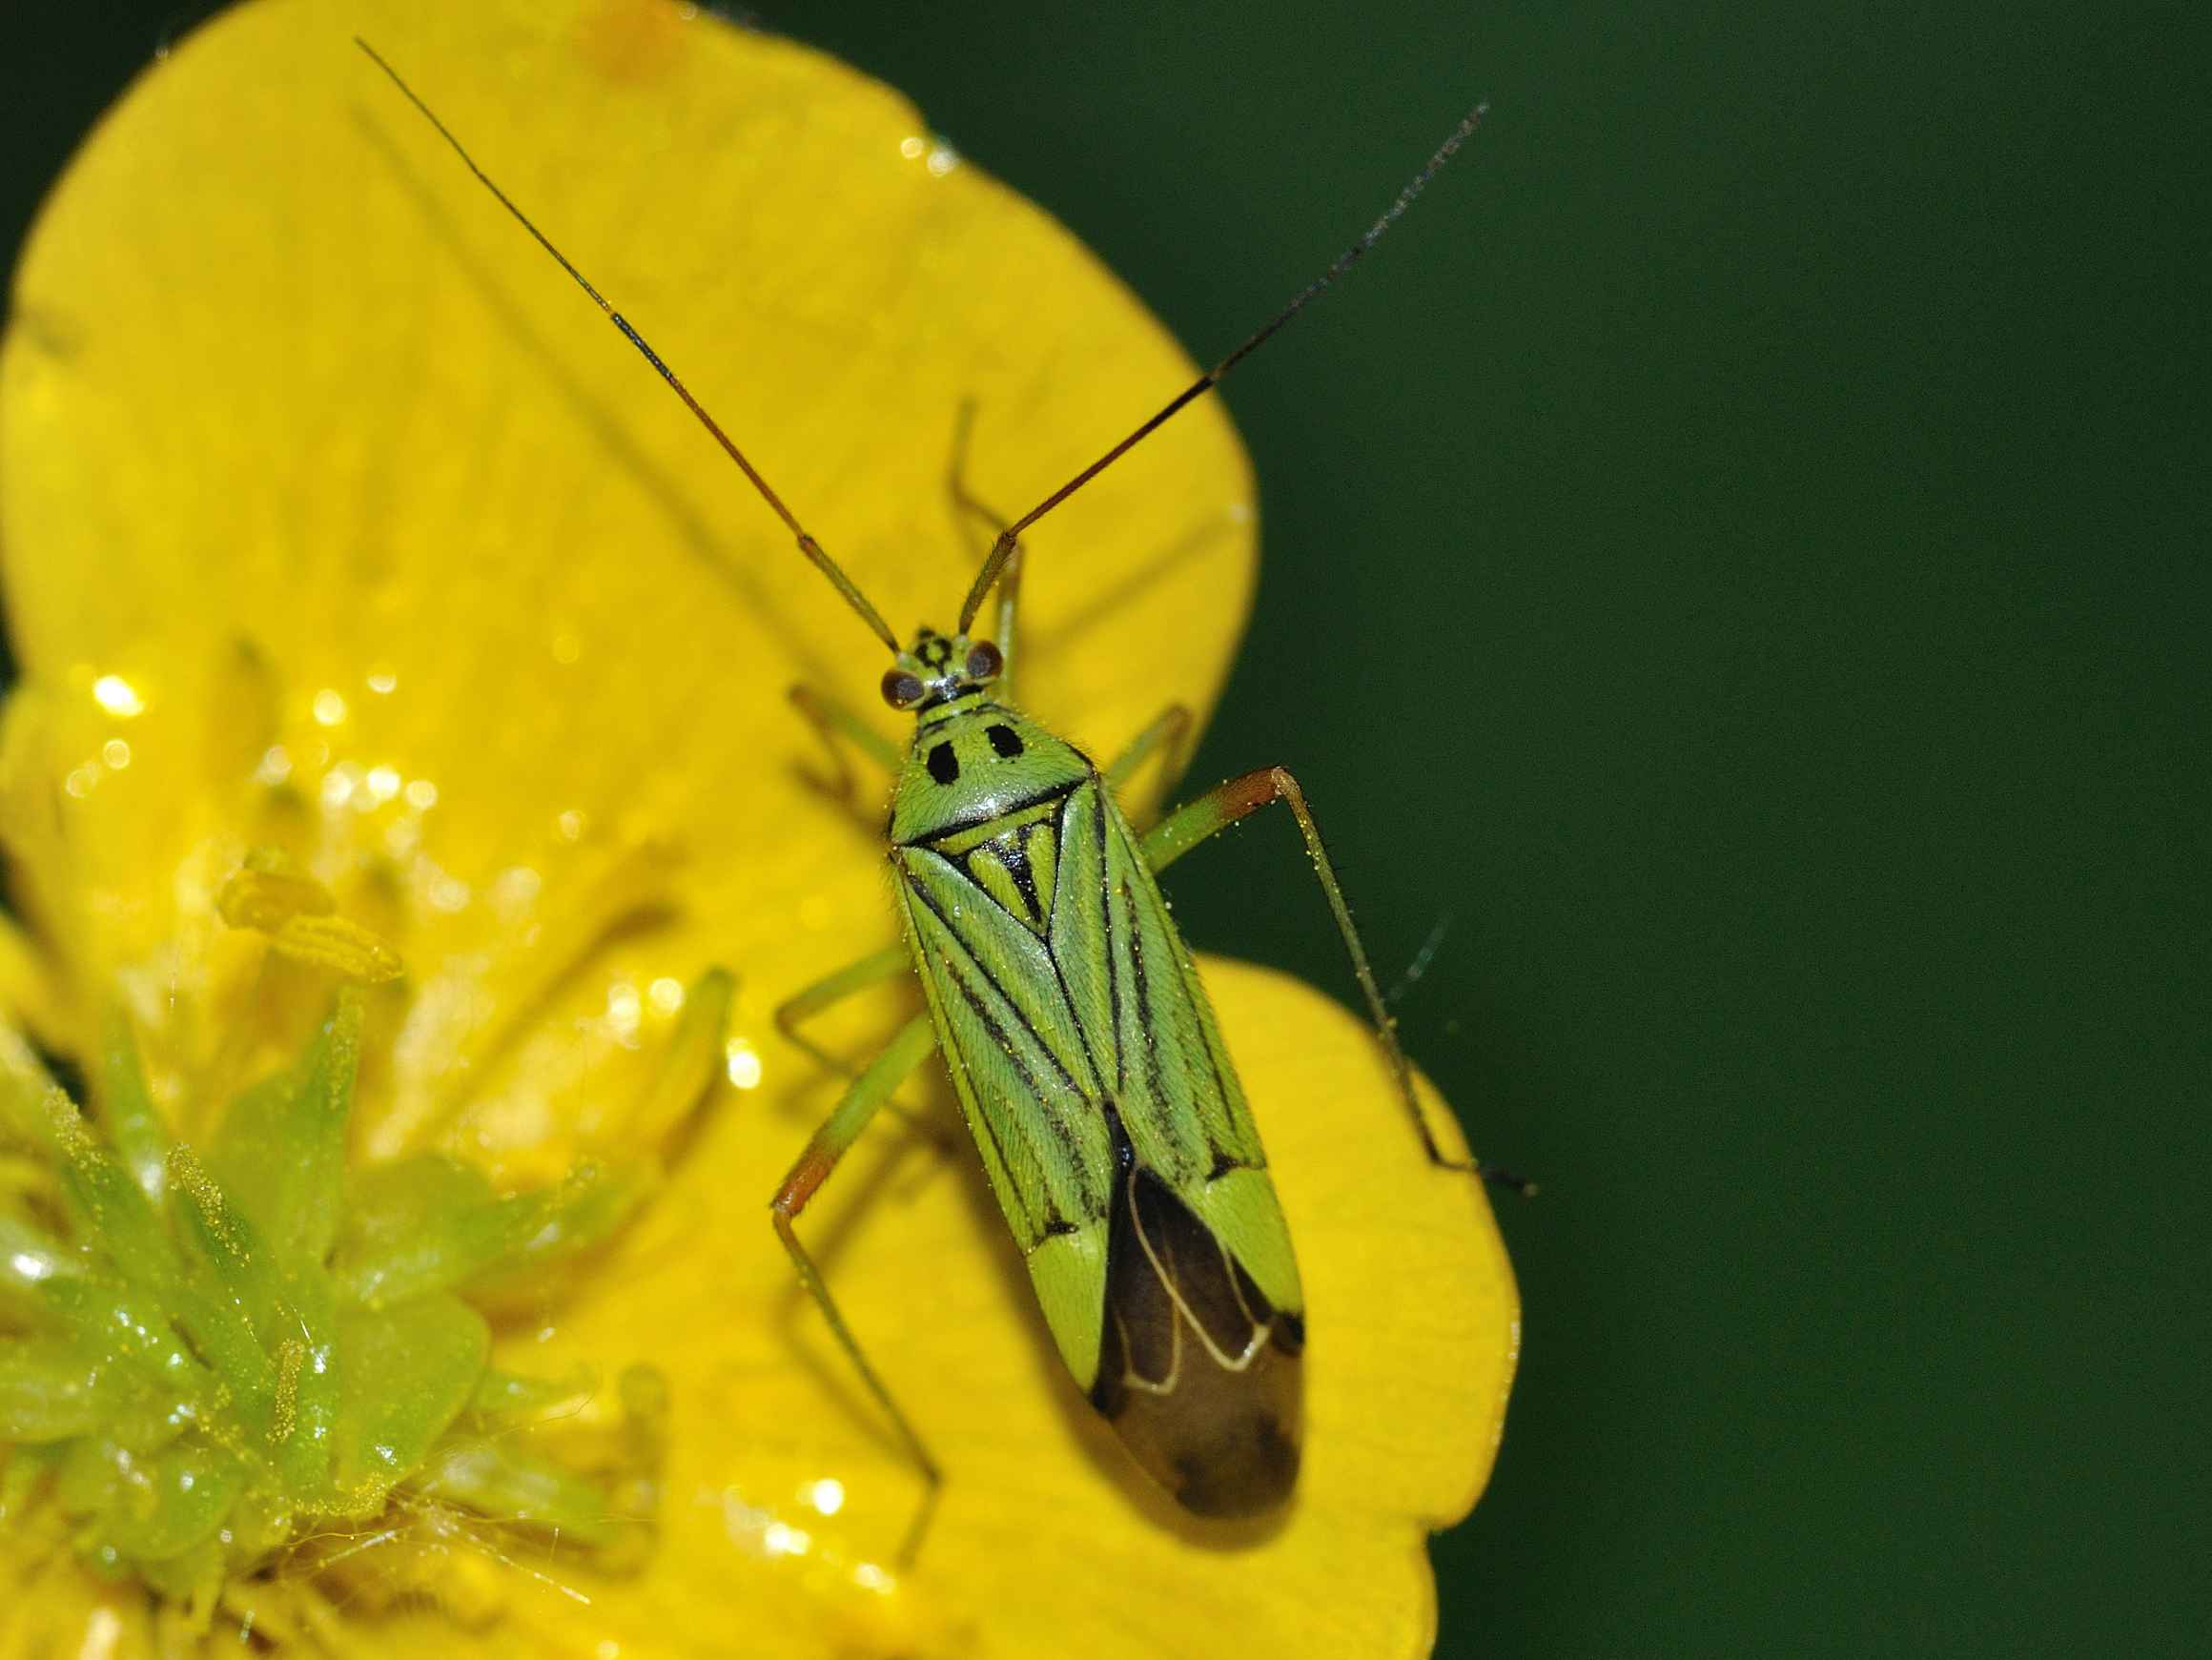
[1089,1160,1304,1518]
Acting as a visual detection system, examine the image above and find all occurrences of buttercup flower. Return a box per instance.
[0,2,1518,1655]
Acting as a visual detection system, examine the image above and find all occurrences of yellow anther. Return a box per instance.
[217,853,403,984]
[265,915,404,984]
[216,850,336,932]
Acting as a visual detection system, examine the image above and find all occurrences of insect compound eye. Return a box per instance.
[964,640,1004,684]
[880,668,927,708]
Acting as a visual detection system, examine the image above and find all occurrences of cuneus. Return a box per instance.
[362,40,1500,1566]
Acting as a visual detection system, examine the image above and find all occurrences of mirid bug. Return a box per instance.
[360,41,1498,1563]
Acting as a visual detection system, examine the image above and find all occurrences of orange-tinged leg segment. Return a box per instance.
[1142,766,1524,1184]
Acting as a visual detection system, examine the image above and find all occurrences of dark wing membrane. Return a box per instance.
[1091,1161,1304,1518]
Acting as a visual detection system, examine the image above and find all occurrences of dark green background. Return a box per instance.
[7,3,2204,1654]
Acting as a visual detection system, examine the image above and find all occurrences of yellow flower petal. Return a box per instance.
[0,2,1517,1655]
[1,0,1256,1171]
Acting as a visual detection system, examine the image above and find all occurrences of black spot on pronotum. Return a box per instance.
[987,723,1024,759]
[928,742,959,785]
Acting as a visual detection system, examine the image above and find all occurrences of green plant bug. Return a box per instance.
[359,41,1502,1565]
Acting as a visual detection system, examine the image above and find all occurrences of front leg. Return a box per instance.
[789,685,903,807]
[1142,766,1522,1185]
[775,944,910,1080]
[1103,702,1194,830]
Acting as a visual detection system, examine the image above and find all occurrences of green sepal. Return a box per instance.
[331,1154,646,1307]
[162,1147,283,1436]
[199,1070,287,1237]
[460,1158,650,1294]
[328,1154,502,1305]
[267,1268,342,1500]
[0,1334,144,1443]
[95,1006,169,1206]
[467,1365,595,1421]
[328,1296,487,1508]
[207,991,361,1263]
[169,1138,344,1486]
[48,1088,180,1293]
[28,1277,216,1417]
[57,1434,243,1564]
[416,1434,637,1552]
[0,1210,82,1297]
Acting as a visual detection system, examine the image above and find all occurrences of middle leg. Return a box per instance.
[771,1012,946,1565]
[1104,702,1195,830]
[775,945,954,1151]
[1141,766,1513,1179]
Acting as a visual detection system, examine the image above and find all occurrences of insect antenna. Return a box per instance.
[355,39,903,654]
[956,103,1489,634]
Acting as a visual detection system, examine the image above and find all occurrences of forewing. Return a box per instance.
[895,845,1115,1251]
